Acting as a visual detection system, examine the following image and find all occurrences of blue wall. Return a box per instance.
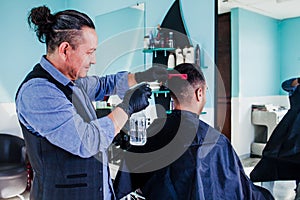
[231,8,300,97]
[231,8,280,97]
[279,16,300,90]
[0,1,66,103]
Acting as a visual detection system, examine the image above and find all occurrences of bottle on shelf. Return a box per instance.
[168,31,174,48]
[188,45,195,63]
[149,30,155,49]
[170,98,174,112]
[154,24,161,47]
[175,48,184,65]
[167,53,175,69]
[184,45,195,64]
[182,46,188,57]
[195,44,201,67]
[160,32,165,48]
[143,35,150,49]
[185,50,193,64]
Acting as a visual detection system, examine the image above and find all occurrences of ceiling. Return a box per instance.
[218,0,300,20]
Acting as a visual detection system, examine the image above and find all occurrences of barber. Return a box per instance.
[15,6,167,200]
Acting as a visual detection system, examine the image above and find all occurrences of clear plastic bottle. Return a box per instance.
[129,110,147,146]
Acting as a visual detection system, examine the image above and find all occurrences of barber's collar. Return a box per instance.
[39,55,72,86]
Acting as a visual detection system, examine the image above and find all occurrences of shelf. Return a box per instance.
[152,90,169,96]
[152,90,170,98]
[143,47,175,57]
[143,47,175,53]
[152,90,170,94]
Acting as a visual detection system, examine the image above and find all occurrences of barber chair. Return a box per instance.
[0,134,27,199]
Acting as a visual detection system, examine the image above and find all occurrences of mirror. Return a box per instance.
[93,3,145,76]
[216,1,299,157]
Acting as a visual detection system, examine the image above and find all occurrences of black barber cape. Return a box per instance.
[114,110,273,200]
[251,83,300,182]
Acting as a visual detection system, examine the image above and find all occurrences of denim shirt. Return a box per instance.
[16,56,129,199]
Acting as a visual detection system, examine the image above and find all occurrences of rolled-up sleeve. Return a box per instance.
[77,71,129,101]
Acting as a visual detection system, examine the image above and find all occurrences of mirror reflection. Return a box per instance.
[94,3,145,76]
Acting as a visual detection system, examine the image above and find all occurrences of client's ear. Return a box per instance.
[195,87,204,102]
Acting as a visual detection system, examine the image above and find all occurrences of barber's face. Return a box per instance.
[67,27,98,79]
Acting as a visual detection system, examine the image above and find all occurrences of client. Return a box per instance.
[114,63,274,200]
[250,77,300,189]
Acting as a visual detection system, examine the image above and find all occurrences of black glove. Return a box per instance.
[112,130,131,150]
[135,67,168,83]
[117,83,152,117]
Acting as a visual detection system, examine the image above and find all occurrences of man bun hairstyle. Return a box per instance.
[28,5,95,53]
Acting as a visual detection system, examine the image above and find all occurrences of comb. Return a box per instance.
[168,74,188,80]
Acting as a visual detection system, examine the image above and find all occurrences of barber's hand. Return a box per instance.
[135,66,168,83]
[117,83,152,117]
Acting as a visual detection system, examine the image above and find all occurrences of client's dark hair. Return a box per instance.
[28,5,95,53]
[168,63,206,103]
